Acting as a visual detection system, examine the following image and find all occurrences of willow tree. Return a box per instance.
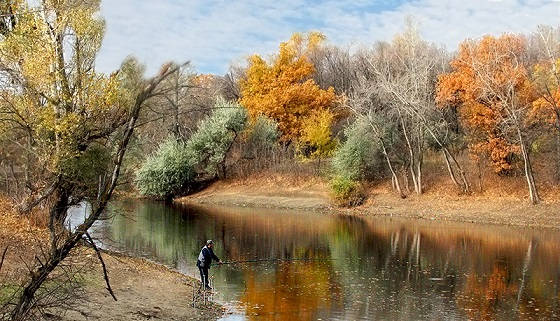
[0,1,182,319]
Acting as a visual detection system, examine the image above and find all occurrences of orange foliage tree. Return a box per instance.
[437,35,540,204]
[240,32,340,144]
[531,26,560,131]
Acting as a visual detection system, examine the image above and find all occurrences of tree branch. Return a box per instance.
[85,232,116,301]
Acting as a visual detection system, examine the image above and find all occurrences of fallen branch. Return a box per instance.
[85,233,117,301]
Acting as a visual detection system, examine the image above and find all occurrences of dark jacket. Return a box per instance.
[196,246,220,268]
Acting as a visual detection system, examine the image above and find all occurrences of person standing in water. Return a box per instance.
[196,240,222,290]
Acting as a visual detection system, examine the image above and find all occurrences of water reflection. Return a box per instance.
[93,200,560,321]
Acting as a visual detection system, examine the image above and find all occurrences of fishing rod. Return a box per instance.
[219,258,335,265]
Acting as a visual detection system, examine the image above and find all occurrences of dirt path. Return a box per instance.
[177,178,560,229]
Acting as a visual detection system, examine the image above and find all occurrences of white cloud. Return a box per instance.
[96,0,560,76]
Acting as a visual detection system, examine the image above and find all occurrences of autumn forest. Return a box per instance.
[1,0,560,320]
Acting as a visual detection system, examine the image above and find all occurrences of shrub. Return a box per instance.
[187,98,248,176]
[135,98,248,199]
[135,138,195,199]
[330,176,366,207]
[331,117,380,181]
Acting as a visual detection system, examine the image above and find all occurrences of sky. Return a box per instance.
[96,0,560,76]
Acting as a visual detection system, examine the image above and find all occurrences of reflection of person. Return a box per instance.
[196,240,222,290]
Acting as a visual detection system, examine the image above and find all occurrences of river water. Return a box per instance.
[90,200,560,321]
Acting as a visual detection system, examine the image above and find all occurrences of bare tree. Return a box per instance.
[369,24,470,194]
[310,45,357,95]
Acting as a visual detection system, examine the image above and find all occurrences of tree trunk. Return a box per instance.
[442,148,470,194]
[402,169,410,194]
[173,73,180,137]
[399,110,420,195]
[379,142,404,198]
[517,128,540,204]
[442,149,460,188]
[556,130,560,182]
[415,142,423,195]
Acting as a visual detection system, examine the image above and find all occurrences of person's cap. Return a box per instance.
[206,240,214,245]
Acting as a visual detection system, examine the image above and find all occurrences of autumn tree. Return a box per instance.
[437,35,540,204]
[240,32,339,144]
[530,26,560,177]
[298,108,337,161]
[0,0,183,318]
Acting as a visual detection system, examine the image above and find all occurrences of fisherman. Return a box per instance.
[196,240,222,290]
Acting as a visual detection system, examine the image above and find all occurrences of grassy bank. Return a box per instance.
[176,174,560,229]
[0,200,223,321]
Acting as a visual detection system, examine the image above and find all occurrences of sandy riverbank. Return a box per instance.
[176,176,560,229]
[0,201,223,321]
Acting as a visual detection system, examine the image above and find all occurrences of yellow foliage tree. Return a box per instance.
[531,59,560,128]
[1,1,183,318]
[298,109,337,159]
[0,0,130,178]
[240,32,339,143]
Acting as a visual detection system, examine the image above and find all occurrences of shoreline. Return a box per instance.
[61,248,224,321]
[0,203,224,321]
[176,179,560,230]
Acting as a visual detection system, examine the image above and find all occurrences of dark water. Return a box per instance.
[91,200,560,321]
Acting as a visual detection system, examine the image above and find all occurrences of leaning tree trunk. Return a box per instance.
[441,148,470,194]
[442,149,460,188]
[420,120,470,194]
[517,128,540,204]
[11,64,183,321]
[379,140,405,199]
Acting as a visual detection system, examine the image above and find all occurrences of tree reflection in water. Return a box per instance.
[92,200,560,320]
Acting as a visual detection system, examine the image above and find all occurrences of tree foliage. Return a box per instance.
[298,108,337,160]
[331,117,380,181]
[135,139,195,199]
[135,99,248,199]
[244,116,280,158]
[437,35,534,173]
[240,32,340,143]
[187,98,248,176]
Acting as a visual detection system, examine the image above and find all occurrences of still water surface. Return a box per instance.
[91,200,560,321]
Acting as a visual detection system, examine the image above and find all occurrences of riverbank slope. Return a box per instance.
[176,175,560,229]
[0,200,222,321]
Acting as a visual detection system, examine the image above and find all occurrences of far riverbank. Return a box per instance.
[176,176,560,230]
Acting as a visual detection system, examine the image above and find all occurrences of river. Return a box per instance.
[87,200,560,320]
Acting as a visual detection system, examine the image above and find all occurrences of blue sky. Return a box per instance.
[96,0,560,76]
